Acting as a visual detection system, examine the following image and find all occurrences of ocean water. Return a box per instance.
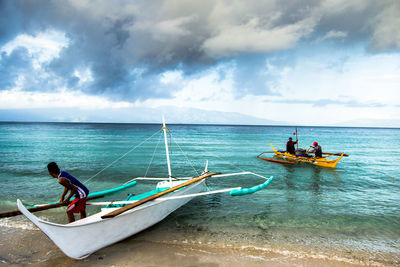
[0,122,399,265]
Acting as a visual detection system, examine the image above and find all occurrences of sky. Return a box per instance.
[0,0,399,127]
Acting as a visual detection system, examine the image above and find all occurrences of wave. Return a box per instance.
[160,238,396,266]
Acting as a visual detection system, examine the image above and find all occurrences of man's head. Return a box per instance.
[47,162,60,178]
[289,137,292,141]
[313,141,318,146]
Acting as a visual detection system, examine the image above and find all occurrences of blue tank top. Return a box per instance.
[59,171,89,198]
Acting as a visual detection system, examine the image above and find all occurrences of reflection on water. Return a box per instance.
[310,167,321,196]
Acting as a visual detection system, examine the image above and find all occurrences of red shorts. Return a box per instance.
[67,198,87,213]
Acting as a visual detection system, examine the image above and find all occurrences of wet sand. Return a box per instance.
[0,226,370,267]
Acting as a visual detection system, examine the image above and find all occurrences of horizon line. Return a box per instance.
[0,120,399,130]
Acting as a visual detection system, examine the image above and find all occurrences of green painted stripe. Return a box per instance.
[88,181,137,198]
[104,185,189,208]
[104,187,172,208]
[29,181,137,208]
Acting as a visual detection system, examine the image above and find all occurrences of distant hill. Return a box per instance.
[2,107,398,128]
[0,106,285,126]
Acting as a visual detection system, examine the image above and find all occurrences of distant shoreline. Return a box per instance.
[0,120,399,129]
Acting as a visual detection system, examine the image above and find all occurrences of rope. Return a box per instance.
[171,133,200,177]
[144,132,163,178]
[204,149,247,173]
[167,136,250,177]
[84,129,162,185]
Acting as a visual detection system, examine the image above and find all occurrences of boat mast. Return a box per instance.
[162,116,172,183]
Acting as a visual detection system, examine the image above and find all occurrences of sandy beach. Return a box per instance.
[0,224,375,267]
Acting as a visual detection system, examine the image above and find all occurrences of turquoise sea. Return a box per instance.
[0,122,399,265]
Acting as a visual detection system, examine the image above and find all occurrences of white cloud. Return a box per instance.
[137,48,400,126]
[73,67,94,86]
[321,30,348,41]
[160,70,184,84]
[1,30,68,66]
[153,15,198,39]
[142,65,234,110]
[202,17,316,58]
[1,43,399,126]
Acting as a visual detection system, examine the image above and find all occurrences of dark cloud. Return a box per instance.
[0,0,399,101]
[314,1,383,43]
[0,1,23,44]
[0,48,33,90]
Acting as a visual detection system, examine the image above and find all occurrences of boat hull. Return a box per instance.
[17,180,205,259]
[256,155,294,165]
[270,144,343,168]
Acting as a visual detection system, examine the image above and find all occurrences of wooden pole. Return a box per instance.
[0,195,104,218]
[322,152,349,157]
[101,172,221,219]
[296,128,298,151]
[308,152,349,157]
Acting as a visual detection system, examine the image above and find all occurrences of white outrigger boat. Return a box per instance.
[17,118,274,259]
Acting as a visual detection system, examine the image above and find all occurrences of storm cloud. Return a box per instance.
[1,0,399,101]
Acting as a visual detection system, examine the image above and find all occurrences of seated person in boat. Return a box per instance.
[47,162,89,223]
[309,142,322,157]
[286,137,297,155]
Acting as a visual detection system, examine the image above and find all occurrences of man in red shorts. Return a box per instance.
[47,162,89,223]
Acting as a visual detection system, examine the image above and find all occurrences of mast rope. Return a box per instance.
[144,132,163,178]
[170,133,200,177]
[84,129,163,185]
[202,150,247,173]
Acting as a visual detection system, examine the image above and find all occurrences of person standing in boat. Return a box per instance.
[47,162,89,223]
[309,142,322,158]
[286,137,297,155]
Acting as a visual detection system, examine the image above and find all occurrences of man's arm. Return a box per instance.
[59,187,68,203]
[58,177,77,204]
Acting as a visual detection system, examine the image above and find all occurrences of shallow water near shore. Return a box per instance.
[0,122,399,266]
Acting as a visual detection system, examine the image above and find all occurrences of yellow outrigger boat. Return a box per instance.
[269,143,344,168]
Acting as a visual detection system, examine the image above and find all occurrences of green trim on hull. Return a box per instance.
[129,187,169,201]
[104,186,189,208]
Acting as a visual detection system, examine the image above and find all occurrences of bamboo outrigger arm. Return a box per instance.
[0,195,105,219]
[101,172,221,219]
[87,176,274,206]
[87,174,274,207]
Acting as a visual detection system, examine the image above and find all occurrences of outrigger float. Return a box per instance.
[13,118,274,259]
[257,143,346,168]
